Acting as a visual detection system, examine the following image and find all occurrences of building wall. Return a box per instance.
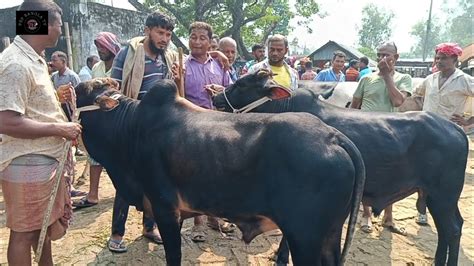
[0,1,147,72]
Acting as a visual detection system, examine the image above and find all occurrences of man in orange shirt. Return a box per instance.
[345,59,360,81]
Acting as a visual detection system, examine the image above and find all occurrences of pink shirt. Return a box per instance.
[184,54,232,109]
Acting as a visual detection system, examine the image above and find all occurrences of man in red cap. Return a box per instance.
[414,42,474,225]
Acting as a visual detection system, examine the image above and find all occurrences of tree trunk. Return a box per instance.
[172,33,189,54]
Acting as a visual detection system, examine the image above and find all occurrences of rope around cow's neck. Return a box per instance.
[222,87,272,113]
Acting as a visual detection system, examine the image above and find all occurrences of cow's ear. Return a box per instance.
[96,95,119,111]
[269,86,292,100]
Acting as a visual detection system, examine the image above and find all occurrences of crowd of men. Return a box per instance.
[0,0,473,264]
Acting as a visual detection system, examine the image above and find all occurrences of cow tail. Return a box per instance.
[339,136,366,265]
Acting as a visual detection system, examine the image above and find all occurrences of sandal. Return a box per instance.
[191,225,206,242]
[72,197,98,209]
[108,238,127,253]
[143,228,163,244]
[207,220,236,233]
[360,224,373,233]
[416,213,428,225]
[70,190,87,197]
[360,216,373,233]
[383,224,407,236]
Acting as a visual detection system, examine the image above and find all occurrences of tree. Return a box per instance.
[357,3,394,53]
[290,37,299,55]
[357,46,376,61]
[409,17,445,59]
[443,0,473,47]
[141,0,320,59]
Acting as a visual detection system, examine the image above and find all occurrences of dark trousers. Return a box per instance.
[111,192,156,236]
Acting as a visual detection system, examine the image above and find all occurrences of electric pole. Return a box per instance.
[422,0,434,61]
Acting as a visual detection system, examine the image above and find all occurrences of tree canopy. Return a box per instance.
[443,0,472,48]
[356,3,394,60]
[408,17,444,59]
[139,0,319,59]
[404,0,472,59]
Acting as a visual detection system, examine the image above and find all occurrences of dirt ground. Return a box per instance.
[1,137,473,266]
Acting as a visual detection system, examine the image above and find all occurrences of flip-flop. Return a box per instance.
[416,213,429,225]
[360,224,373,233]
[191,225,206,242]
[207,220,236,233]
[143,230,163,244]
[108,238,127,253]
[70,190,87,197]
[72,197,98,209]
[360,216,373,233]
[384,224,407,236]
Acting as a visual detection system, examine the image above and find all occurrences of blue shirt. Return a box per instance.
[314,68,345,82]
[358,67,372,81]
[111,46,168,99]
[51,68,81,90]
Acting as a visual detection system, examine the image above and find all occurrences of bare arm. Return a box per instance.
[350,97,362,109]
[383,75,407,107]
[0,110,81,140]
[208,50,230,70]
[451,114,474,127]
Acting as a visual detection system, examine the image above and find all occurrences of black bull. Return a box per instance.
[213,70,469,266]
[75,78,365,265]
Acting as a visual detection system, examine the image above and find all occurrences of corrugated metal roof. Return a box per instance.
[308,40,377,67]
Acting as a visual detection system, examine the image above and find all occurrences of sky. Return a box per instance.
[287,0,447,53]
[1,0,448,53]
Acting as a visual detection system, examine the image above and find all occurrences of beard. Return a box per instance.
[269,56,283,65]
[99,52,114,62]
[148,39,165,55]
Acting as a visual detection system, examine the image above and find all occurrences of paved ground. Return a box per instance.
[1,137,473,265]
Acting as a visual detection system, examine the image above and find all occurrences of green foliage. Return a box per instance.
[444,0,473,47]
[358,46,377,61]
[404,0,472,59]
[142,0,320,58]
[357,3,394,51]
[408,17,445,59]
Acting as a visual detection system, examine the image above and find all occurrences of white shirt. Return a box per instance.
[415,69,474,119]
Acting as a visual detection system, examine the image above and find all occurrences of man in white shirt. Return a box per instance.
[414,42,474,225]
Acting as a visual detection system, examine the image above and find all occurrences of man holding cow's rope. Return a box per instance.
[0,1,82,265]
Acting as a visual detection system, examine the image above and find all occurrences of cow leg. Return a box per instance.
[284,231,322,266]
[275,236,290,265]
[279,217,326,266]
[416,190,427,214]
[320,228,342,266]
[427,196,463,266]
[447,207,463,266]
[150,204,182,266]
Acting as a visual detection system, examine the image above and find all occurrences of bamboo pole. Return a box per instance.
[64,22,74,71]
[178,47,185,98]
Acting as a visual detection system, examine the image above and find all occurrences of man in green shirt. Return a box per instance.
[351,41,412,235]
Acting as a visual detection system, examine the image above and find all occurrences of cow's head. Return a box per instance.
[213,68,291,112]
[75,78,121,111]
